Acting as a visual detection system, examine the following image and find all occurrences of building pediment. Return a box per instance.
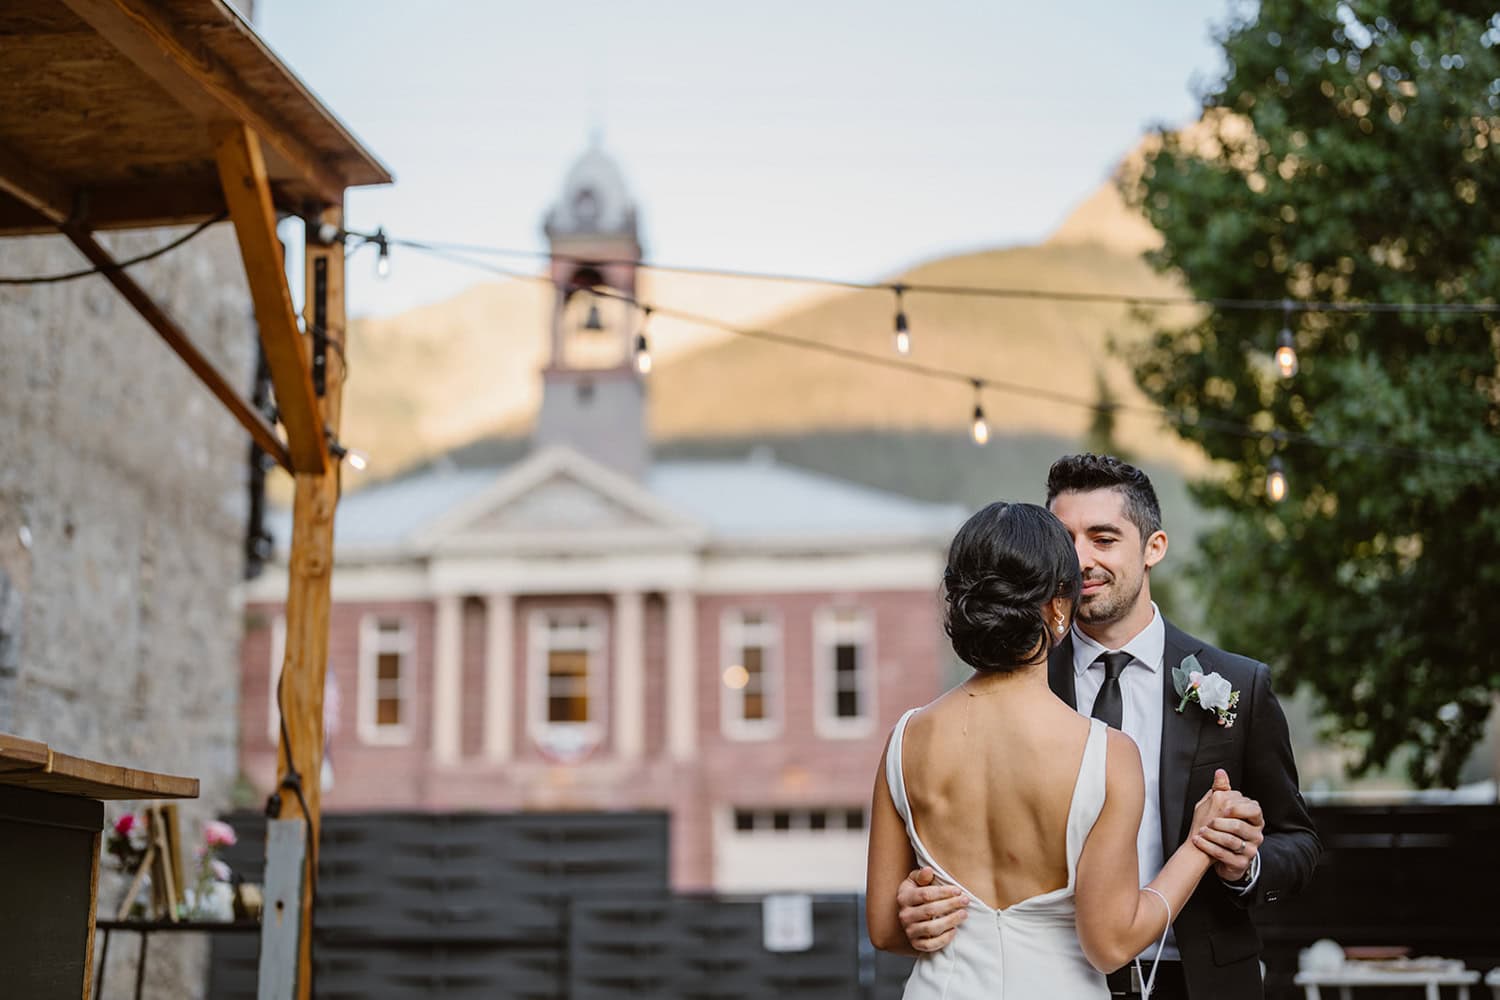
[414,447,703,554]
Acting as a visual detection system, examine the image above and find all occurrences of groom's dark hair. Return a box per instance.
[1045,453,1163,543]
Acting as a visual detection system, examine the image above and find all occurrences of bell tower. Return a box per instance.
[533,137,649,479]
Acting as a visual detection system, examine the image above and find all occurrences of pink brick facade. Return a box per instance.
[240,587,946,890]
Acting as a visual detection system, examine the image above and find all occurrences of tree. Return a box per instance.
[1132,1,1500,786]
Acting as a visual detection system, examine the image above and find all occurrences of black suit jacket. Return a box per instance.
[1048,619,1321,1000]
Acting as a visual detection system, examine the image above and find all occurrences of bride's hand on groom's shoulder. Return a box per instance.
[896,867,968,953]
[1188,769,1265,881]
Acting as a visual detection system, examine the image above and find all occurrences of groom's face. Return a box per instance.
[1048,488,1155,627]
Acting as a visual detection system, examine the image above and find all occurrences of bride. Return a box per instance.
[867,501,1243,998]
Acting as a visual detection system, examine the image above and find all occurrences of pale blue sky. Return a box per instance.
[257,0,1240,318]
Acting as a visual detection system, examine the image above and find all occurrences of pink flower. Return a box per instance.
[114,814,137,837]
[1188,671,1204,688]
[203,820,237,848]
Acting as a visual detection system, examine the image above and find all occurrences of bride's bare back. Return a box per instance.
[900,680,1095,910]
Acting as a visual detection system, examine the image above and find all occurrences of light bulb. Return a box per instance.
[345,448,369,472]
[971,405,989,446]
[1275,327,1299,378]
[1266,456,1287,502]
[723,665,749,690]
[634,332,653,375]
[894,311,911,356]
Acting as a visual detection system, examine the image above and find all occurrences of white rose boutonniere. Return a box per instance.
[1171,654,1240,727]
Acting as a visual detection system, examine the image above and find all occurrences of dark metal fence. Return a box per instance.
[207,804,1500,999]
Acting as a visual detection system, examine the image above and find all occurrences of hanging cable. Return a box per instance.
[0,213,228,286]
[390,240,1500,473]
[343,227,1500,319]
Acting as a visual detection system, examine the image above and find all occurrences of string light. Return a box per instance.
[327,434,369,472]
[892,284,911,355]
[1266,455,1288,503]
[582,295,604,332]
[1275,300,1299,379]
[970,380,989,446]
[387,239,1500,475]
[359,229,1500,320]
[634,307,654,375]
[373,227,391,279]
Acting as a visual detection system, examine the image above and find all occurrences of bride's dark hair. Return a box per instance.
[943,501,1082,673]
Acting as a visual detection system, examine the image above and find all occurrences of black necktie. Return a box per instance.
[1090,652,1132,730]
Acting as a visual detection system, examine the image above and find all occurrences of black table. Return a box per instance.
[94,919,258,1000]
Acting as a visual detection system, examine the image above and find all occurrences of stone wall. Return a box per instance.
[0,224,256,997]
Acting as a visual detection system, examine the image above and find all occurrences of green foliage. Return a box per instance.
[1132,1,1500,786]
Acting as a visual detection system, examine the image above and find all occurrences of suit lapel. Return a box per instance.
[1158,621,1204,856]
[1048,635,1077,709]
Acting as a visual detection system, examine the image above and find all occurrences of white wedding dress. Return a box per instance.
[885,708,1111,999]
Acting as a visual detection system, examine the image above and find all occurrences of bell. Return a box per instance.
[581,302,604,332]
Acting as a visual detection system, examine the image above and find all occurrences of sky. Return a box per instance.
[255,0,1240,319]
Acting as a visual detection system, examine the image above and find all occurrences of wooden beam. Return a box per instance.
[266,203,347,1000]
[60,225,293,472]
[0,176,310,238]
[0,143,73,225]
[56,0,346,205]
[214,123,327,474]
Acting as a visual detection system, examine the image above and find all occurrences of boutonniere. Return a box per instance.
[1171,654,1240,727]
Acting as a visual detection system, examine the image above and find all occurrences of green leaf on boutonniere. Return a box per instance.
[1173,653,1205,713]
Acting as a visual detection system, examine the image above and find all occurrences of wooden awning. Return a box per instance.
[0,0,391,475]
[0,732,198,800]
[0,0,390,236]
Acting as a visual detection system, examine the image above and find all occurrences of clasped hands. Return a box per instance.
[893,769,1265,954]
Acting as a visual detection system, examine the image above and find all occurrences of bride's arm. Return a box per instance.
[866,745,923,955]
[1073,730,1227,973]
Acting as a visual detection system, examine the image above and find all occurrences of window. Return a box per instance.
[720,609,781,739]
[814,607,876,737]
[528,609,607,756]
[729,807,867,834]
[358,616,414,745]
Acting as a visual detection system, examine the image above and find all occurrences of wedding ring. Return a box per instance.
[1234,837,1244,853]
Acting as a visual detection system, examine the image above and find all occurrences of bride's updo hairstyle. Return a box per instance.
[943,501,1082,673]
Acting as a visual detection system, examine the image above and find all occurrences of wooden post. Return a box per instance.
[266,203,347,1000]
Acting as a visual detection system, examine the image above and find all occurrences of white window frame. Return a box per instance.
[267,614,286,742]
[813,606,876,738]
[526,608,608,756]
[719,608,782,741]
[357,614,415,746]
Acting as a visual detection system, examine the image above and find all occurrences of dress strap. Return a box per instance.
[884,708,921,824]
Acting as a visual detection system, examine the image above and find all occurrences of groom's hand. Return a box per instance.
[896,866,967,952]
[1199,788,1265,883]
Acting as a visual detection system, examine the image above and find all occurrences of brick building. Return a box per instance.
[240,142,963,891]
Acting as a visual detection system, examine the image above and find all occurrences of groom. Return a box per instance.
[895,454,1321,999]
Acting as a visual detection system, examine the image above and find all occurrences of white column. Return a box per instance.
[613,590,645,761]
[483,592,515,764]
[666,589,697,760]
[432,593,463,765]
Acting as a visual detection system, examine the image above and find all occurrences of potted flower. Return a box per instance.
[186,819,238,921]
